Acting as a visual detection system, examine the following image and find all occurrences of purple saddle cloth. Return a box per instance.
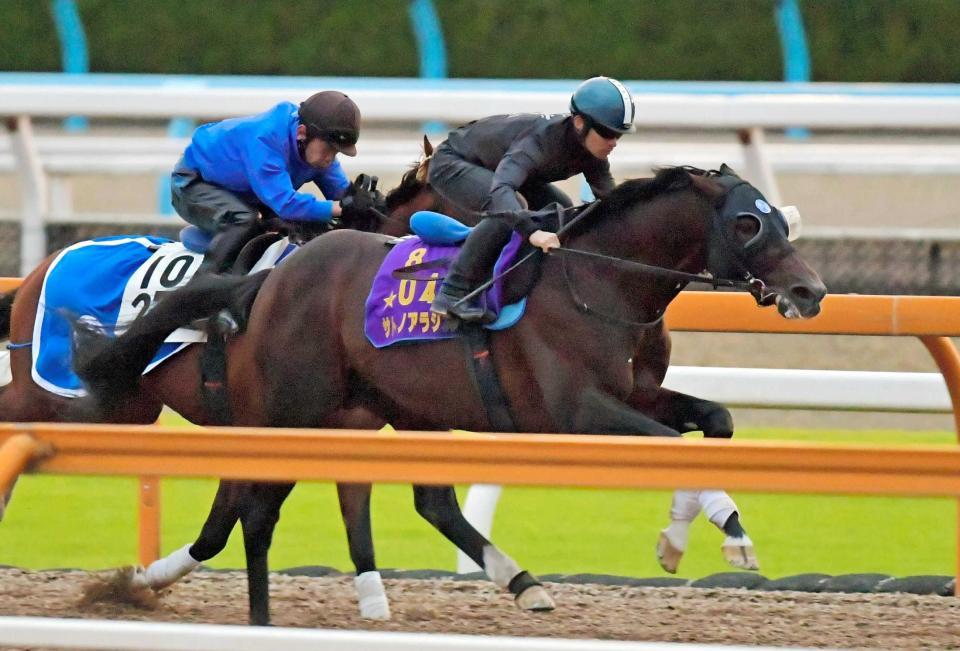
[364,232,524,348]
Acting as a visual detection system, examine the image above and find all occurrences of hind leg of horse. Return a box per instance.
[240,482,294,626]
[412,484,554,612]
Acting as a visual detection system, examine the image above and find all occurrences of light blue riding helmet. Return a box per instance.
[569,76,637,134]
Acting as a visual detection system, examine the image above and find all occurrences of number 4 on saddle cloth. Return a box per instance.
[32,233,299,397]
[364,211,528,349]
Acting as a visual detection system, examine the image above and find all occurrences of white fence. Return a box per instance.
[3,74,960,273]
[0,616,814,651]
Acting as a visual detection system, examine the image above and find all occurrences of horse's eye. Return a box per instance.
[734,214,761,244]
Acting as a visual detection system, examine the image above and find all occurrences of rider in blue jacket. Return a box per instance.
[429,76,636,322]
[172,90,364,272]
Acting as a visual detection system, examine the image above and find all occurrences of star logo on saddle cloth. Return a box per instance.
[383,291,397,308]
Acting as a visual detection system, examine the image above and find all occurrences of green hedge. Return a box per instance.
[3,0,958,82]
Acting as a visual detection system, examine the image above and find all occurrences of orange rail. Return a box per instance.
[3,423,960,591]
[667,292,960,336]
[1,423,960,497]
[0,434,48,496]
[0,279,958,578]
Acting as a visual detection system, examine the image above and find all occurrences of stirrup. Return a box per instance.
[431,289,492,323]
[192,309,239,336]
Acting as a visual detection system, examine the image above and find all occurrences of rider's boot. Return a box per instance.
[430,278,492,323]
[430,219,510,323]
[189,224,255,335]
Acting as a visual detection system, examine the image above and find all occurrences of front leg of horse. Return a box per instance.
[626,389,755,572]
[129,480,247,594]
[337,482,390,620]
[657,489,759,574]
[240,482,295,626]
[571,387,681,437]
[412,485,554,612]
[637,387,733,438]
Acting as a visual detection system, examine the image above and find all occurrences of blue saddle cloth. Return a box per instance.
[33,234,301,398]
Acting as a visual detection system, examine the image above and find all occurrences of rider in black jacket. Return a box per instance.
[429,76,636,322]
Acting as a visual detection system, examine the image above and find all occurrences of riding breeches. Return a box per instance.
[170,159,268,273]
[428,145,573,213]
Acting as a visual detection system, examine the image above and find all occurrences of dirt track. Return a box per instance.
[1,568,959,649]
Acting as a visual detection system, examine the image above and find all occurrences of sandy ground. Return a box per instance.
[0,568,958,649]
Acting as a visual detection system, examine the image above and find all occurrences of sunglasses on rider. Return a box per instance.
[319,129,358,148]
[305,123,359,148]
[591,123,623,141]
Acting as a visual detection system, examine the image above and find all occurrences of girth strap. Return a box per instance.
[462,326,516,432]
[200,331,232,426]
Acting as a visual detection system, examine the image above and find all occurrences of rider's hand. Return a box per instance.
[529,230,560,252]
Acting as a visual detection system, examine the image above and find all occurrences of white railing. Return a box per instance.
[3,74,960,273]
[0,616,810,651]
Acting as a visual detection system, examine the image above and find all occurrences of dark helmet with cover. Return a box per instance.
[569,76,636,134]
[298,90,361,156]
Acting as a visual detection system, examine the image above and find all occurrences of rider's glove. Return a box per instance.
[340,174,385,231]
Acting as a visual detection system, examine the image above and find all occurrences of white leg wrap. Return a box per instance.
[662,519,691,552]
[138,544,201,590]
[670,489,703,522]
[699,489,738,529]
[0,349,11,387]
[482,545,522,589]
[354,571,391,620]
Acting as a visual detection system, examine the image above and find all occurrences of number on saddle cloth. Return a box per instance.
[179,226,213,254]
[365,213,527,349]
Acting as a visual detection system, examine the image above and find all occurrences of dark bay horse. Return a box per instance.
[0,143,533,622]
[74,165,827,625]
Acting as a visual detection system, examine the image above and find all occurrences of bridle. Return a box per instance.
[552,181,782,329]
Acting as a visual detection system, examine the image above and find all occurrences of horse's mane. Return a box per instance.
[385,158,428,212]
[595,166,712,220]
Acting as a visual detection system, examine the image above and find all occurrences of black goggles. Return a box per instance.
[591,123,624,141]
[306,123,358,148]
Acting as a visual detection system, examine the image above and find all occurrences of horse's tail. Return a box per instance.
[73,271,270,416]
[0,289,18,340]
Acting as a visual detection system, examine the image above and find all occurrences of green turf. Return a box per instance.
[0,426,955,578]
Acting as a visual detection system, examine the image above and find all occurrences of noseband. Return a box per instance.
[554,179,782,328]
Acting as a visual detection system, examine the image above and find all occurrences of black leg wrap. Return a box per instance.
[507,570,542,597]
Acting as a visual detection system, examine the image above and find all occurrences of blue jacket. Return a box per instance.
[182,102,350,222]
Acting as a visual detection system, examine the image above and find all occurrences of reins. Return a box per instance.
[395,190,777,327]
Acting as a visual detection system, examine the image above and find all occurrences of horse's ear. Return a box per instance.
[719,163,740,178]
[423,134,433,157]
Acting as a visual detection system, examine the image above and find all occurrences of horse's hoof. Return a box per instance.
[515,585,555,612]
[722,535,759,571]
[355,571,391,620]
[358,595,391,620]
[128,566,149,590]
[656,531,683,574]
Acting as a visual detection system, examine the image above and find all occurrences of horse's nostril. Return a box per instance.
[791,285,816,303]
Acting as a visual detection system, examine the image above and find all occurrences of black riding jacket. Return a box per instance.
[443,113,616,213]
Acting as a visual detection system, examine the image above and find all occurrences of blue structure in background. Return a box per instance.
[408,0,448,136]
[51,0,88,132]
[775,0,812,138]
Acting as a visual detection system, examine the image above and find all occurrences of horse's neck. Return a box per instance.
[560,193,711,322]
